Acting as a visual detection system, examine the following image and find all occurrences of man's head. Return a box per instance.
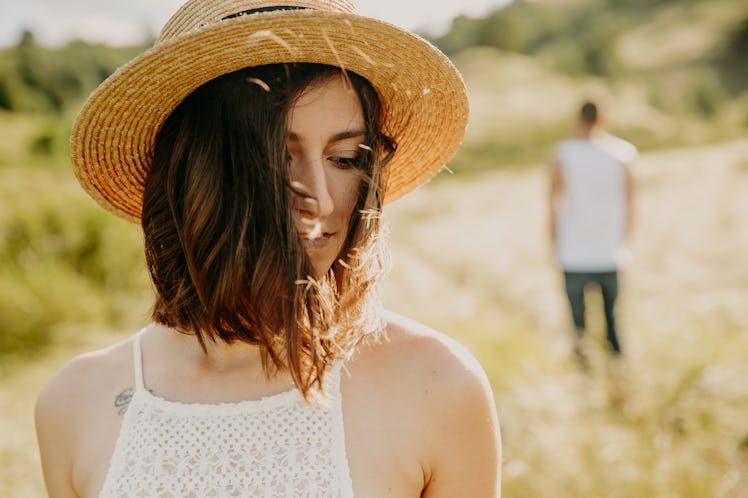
[580,101,599,126]
[577,100,605,137]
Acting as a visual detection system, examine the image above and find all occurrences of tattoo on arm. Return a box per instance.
[114,388,134,416]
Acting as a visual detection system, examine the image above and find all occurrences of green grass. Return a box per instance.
[0,166,148,357]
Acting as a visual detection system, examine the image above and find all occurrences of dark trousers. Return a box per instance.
[563,271,622,354]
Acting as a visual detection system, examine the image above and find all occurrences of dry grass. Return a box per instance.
[381,139,748,497]
[2,139,748,496]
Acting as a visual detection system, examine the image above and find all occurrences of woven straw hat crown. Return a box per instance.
[71,0,469,222]
[159,1,357,41]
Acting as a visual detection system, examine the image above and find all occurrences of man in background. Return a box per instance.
[549,100,637,368]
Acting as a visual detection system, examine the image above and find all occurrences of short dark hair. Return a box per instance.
[580,101,599,125]
[142,63,395,398]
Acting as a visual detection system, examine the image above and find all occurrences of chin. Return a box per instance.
[309,259,335,278]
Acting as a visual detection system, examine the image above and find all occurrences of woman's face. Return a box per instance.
[287,75,365,277]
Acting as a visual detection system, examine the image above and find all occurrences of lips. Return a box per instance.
[301,232,334,251]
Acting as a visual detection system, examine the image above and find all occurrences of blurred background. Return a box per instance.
[1,0,748,496]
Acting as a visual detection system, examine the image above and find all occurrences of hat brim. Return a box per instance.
[70,9,469,222]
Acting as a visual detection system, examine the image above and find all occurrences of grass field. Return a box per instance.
[2,138,748,497]
[383,138,748,497]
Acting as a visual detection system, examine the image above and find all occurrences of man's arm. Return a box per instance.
[624,162,635,239]
[549,156,564,247]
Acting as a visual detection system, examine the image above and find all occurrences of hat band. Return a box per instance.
[222,5,312,21]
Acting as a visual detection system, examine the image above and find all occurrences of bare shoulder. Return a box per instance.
[364,310,491,393]
[346,310,497,425]
[346,311,501,496]
[36,336,134,434]
[379,313,501,497]
[35,335,136,497]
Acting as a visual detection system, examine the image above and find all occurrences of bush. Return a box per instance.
[0,168,148,356]
[689,74,728,119]
[446,124,568,174]
[0,31,148,115]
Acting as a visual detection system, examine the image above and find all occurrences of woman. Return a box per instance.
[35,1,501,497]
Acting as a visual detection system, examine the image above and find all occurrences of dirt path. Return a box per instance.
[383,138,748,347]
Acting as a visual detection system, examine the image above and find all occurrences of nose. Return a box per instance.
[293,159,334,218]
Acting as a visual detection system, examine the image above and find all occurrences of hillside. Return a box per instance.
[452,45,745,169]
[430,0,748,172]
[432,0,748,74]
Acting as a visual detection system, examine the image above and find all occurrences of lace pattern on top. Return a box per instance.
[98,328,354,498]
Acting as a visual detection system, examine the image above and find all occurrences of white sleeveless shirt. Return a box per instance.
[555,133,637,272]
[99,330,354,497]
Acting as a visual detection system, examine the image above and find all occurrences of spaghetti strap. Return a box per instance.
[132,329,147,391]
[326,358,353,494]
[324,359,344,397]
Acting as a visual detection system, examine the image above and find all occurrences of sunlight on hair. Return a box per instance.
[246,77,271,92]
[302,222,323,239]
[294,278,314,292]
[359,208,380,230]
[290,180,323,239]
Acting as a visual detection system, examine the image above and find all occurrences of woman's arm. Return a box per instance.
[420,336,502,498]
[35,365,81,498]
[343,312,502,497]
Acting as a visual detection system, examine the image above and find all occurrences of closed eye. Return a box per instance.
[328,153,363,169]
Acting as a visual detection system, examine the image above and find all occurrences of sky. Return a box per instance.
[0,0,509,48]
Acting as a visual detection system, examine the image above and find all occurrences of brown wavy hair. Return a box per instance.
[142,63,395,398]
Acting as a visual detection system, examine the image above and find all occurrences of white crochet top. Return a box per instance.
[99,330,354,497]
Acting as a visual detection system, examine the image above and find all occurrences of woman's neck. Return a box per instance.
[155,323,269,374]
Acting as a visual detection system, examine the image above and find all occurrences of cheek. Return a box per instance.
[334,173,362,219]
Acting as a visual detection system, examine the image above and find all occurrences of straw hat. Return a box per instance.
[70,0,469,222]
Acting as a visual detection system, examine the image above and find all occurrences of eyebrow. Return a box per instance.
[288,129,367,143]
